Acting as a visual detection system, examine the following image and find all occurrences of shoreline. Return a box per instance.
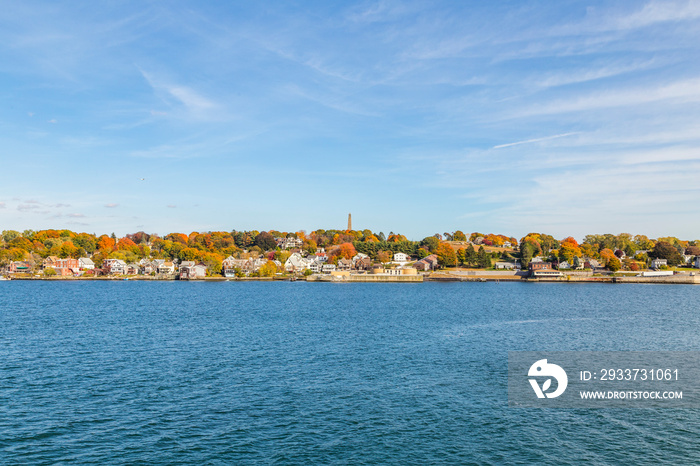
[4,272,700,285]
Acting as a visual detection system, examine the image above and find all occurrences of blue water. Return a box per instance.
[1,281,699,464]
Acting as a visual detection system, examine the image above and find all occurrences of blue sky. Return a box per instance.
[1,1,699,241]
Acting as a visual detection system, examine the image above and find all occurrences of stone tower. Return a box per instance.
[347,213,352,231]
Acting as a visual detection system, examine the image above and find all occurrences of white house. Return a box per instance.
[695,256,700,268]
[650,258,668,270]
[78,257,95,270]
[157,261,176,274]
[285,252,313,272]
[103,258,127,275]
[393,252,409,263]
[494,261,516,270]
[180,263,207,280]
[321,263,336,273]
[309,259,323,273]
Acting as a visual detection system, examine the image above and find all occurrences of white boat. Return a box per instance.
[0,276,10,281]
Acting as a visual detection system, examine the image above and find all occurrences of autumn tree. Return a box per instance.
[336,242,357,260]
[258,260,278,277]
[96,235,115,251]
[453,230,467,242]
[559,237,582,263]
[436,242,457,267]
[607,257,622,272]
[377,250,392,264]
[599,249,617,267]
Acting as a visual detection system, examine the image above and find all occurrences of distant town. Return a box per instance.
[1,217,699,283]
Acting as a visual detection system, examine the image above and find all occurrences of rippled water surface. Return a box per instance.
[1,281,700,464]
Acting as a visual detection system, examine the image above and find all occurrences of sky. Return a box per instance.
[1,0,699,241]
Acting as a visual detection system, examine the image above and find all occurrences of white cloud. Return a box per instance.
[104,203,119,208]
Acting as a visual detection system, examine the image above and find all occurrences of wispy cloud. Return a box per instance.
[615,0,700,30]
[104,203,119,208]
[493,132,579,149]
[17,204,41,212]
[67,213,85,218]
[139,69,217,116]
[515,78,700,117]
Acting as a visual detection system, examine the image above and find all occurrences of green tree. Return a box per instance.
[420,236,440,253]
[2,230,21,243]
[650,241,683,266]
[465,244,477,266]
[477,246,491,268]
[254,232,277,251]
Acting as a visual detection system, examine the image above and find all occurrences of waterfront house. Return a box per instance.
[139,260,155,274]
[393,252,410,263]
[222,256,248,277]
[9,261,32,274]
[179,261,196,272]
[338,258,353,271]
[157,261,175,274]
[180,263,207,280]
[695,256,700,268]
[353,256,372,271]
[414,254,439,271]
[494,261,517,270]
[321,264,336,273]
[79,257,95,270]
[103,258,127,275]
[55,258,79,269]
[531,268,564,278]
[583,258,601,269]
[127,263,140,275]
[43,256,60,269]
[650,258,668,270]
[528,261,549,271]
[284,252,313,272]
[309,259,324,273]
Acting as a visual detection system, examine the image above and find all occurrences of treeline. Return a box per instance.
[519,232,698,271]
[1,228,697,273]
